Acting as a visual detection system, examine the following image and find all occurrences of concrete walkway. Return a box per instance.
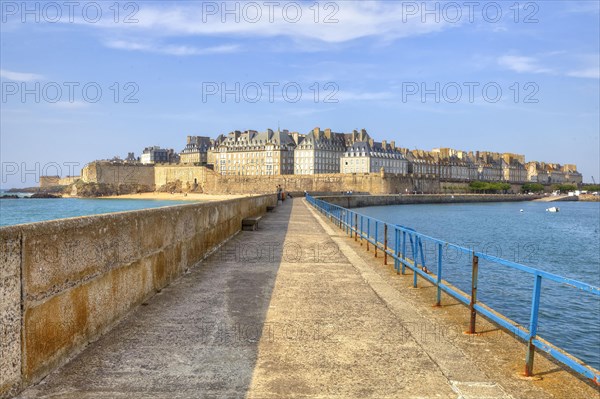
[17,199,597,398]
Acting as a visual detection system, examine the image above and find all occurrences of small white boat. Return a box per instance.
[546,207,560,213]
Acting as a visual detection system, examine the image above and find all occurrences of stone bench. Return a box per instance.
[242,216,262,231]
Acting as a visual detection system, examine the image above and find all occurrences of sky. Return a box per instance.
[1,0,599,188]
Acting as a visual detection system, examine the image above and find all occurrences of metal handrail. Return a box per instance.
[305,194,600,384]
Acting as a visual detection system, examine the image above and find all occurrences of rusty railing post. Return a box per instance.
[366,219,370,251]
[468,253,479,334]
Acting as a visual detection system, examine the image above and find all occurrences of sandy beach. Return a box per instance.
[100,192,255,201]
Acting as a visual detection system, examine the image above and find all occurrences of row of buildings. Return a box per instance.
[133,127,582,185]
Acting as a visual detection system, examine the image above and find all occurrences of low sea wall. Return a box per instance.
[316,194,541,209]
[0,195,276,398]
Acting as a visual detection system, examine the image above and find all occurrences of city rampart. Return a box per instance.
[0,194,276,398]
[317,194,541,209]
[81,162,155,187]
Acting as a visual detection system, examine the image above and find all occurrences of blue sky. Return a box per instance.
[1,0,599,188]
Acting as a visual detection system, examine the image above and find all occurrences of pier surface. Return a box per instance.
[16,199,597,398]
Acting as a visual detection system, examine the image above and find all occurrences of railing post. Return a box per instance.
[346,211,349,235]
[401,231,406,274]
[413,235,418,288]
[525,274,543,376]
[354,213,358,241]
[435,242,442,306]
[394,227,400,274]
[384,223,388,265]
[366,219,370,251]
[374,221,378,258]
[360,216,363,245]
[468,253,479,334]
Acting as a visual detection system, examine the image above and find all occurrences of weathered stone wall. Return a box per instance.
[81,163,442,195]
[317,194,541,209]
[200,172,440,195]
[0,195,276,398]
[0,234,21,398]
[58,176,80,186]
[81,162,155,187]
[440,181,524,194]
[154,165,210,190]
[79,163,564,196]
[39,176,60,188]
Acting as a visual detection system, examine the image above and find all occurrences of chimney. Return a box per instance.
[382,140,387,149]
[324,128,331,139]
[390,140,395,149]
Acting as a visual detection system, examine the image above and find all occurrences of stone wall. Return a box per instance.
[0,236,21,397]
[317,194,540,209]
[80,163,442,195]
[81,162,155,187]
[80,163,544,196]
[58,176,80,186]
[200,172,440,195]
[154,165,211,191]
[39,176,60,188]
[0,195,276,398]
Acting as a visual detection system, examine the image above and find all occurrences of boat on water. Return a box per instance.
[546,206,560,213]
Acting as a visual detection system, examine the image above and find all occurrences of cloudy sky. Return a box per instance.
[1,0,598,187]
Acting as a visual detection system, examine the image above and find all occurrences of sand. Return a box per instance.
[99,192,255,202]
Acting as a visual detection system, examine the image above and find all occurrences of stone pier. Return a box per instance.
[8,199,598,398]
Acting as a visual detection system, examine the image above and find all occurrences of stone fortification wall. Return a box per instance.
[200,172,440,195]
[317,194,540,209]
[81,162,155,187]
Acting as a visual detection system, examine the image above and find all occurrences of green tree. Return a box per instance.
[553,184,577,193]
[521,183,544,193]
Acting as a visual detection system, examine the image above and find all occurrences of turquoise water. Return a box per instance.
[359,201,600,370]
[0,196,194,226]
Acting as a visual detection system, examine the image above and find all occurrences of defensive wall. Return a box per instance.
[39,176,60,188]
[53,163,571,196]
[0,194,276,398]
[81,163,155,187]
[317,194,541,209]
[80,163,440,195]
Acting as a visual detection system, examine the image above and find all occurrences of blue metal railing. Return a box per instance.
[305,194,600,384]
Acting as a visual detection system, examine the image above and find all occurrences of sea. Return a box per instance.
[0,190,193,226]
[359,200,600,370]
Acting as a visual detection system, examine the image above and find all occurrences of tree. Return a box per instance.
[521,183,544,193]
[553,184,577,193]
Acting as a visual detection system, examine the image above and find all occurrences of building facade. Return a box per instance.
[341,141,408,174]
[294,128,347,175]
[140,146,179,164]
[180,136,212,165]
[215,129,296,176]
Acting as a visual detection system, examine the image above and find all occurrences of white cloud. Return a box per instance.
[79,2,457,49]
[497,55,553,74]
[104,40,240,56]
[567,68,600,79]
[0,69,44,82]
